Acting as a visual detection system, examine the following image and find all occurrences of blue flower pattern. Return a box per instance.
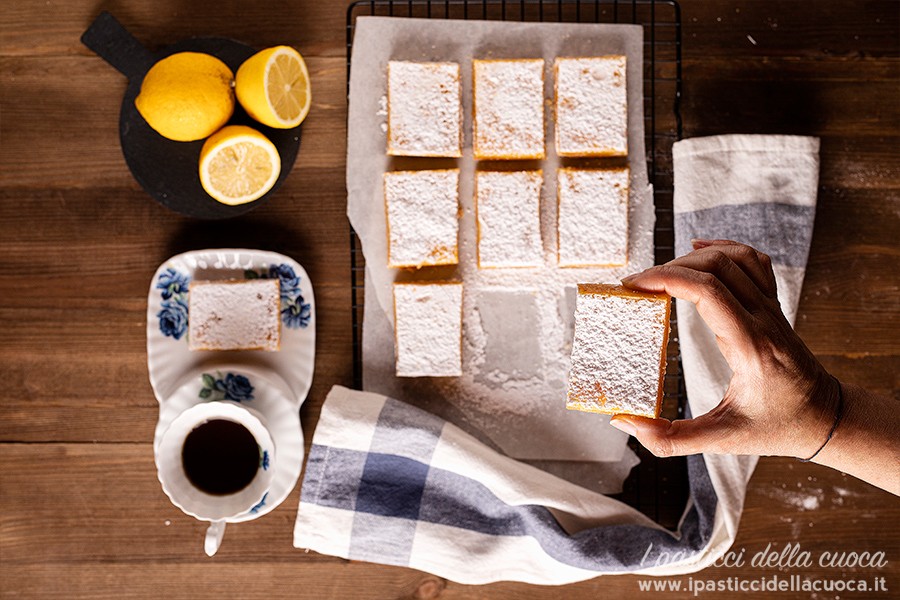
[199,372,254,402]
[246,263,311,329]
[249,492,268,515]
[268,264,301,299]
[261,450,270,471]
[157,295,189,340]
[281,300,312,329]
[156,268,191,340]
[156,268,190,300]
[156,262,310,341]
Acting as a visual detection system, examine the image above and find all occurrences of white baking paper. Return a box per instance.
[348,17,654,488]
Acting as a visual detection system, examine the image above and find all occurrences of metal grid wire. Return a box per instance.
[347,0,688,528]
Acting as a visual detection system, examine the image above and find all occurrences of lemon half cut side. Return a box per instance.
[199,125,281,206]
[236,46,311,129]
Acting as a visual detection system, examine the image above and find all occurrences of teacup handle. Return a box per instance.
[204,520,227,557]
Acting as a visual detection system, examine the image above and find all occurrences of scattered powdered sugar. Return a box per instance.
[557,168,629,266]
[766,486,824,512]
[555,56,628,156]
[388,61,461,157]
[394,283,463,377]
[385,170,459,267]
[449,165,653,431]
[473,59,545,159]
[377,95,388,133]
[476,170,543,268]
[832,486,859,498]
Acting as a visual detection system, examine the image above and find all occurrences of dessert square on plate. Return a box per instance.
[384,169,460,268]
[557,167,629,267]
[188,279,281,351]
[473,59,545,160]
[475,170,543,268]
[387,61,462,157]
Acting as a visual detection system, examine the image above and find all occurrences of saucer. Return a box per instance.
[154,365,303,522]
[146,249,315,404]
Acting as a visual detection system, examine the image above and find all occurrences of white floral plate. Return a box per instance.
[153,365,303,522]
[146,249,315,404]
[147,249,315,519]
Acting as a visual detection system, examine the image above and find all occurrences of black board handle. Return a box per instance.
[81,11,155,80]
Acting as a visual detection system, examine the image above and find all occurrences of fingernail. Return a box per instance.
[691,238,712,249]
[620,274,637,285]
[609,417,637,436]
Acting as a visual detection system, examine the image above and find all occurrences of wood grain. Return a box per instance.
[1,0,898,598]
[0,55,347,188]
[2,446,897,598]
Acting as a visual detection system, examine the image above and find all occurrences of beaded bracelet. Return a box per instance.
[800,376,844,463]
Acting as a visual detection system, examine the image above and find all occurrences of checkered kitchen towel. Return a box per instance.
[293,135,820,584]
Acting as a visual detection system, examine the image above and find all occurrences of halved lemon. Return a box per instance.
[235,46,311,129]
[199,125,281,205]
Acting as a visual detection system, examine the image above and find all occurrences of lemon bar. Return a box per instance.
[567,284,670,418]
[475,170,543,268]
[384,169,459,268]
[387,61,462,157]
[188,279,281,351]
[473,59,545,160]
[393,282,463,377]
[555,56,628,157]
[557,167,629,267]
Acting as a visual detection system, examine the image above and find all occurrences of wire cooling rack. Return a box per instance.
[347,0,688,528]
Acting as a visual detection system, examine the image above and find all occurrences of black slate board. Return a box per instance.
[81,12,301,219]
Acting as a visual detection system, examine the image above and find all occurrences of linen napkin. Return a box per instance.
[293,134,820,584]
[671,134,820,561]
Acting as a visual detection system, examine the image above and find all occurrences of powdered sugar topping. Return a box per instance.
[388,61,461,157]
[558,168,629,266]
[394,283,463,377]
[567,289,667,416]
[385,170,459,268]
[188,280,280,351]
[474,59,545,159]
[555,56,627,156]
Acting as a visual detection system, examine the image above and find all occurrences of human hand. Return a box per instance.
[609,239,840,459]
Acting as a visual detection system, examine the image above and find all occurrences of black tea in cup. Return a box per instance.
[182,419,260,495]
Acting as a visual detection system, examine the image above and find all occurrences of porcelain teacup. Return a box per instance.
[156,401,275,556]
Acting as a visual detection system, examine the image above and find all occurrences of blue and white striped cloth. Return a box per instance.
[294,135,820,584]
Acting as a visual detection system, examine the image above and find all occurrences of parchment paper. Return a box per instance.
[348,17,653,491]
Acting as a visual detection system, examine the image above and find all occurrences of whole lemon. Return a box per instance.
[135,52,235,142]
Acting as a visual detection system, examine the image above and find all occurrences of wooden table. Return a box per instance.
[2,1,897,597]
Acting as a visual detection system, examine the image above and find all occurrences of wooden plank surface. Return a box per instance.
[1,0,898,598]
